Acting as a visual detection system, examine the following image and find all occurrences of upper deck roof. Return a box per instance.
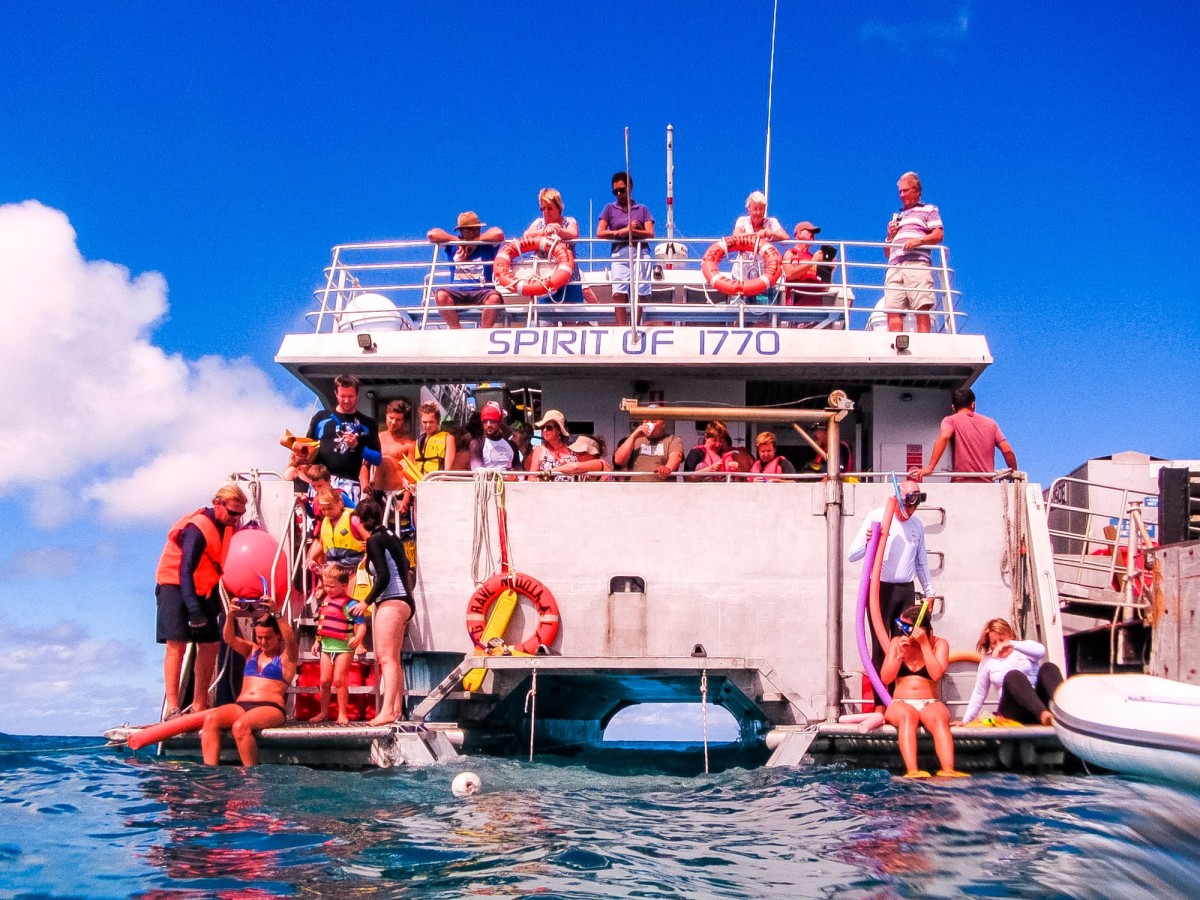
[276,236,991,395]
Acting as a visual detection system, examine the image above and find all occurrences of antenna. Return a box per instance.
[666,123,675,241]
[763,0,779,211]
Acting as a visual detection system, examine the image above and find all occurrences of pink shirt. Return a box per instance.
[942,410,1006,482]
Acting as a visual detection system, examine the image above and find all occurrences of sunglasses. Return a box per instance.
[894,618,914,636]
[612,186,628,195]
[221,502,246,517]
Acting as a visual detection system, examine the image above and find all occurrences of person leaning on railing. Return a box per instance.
[731,191,788,303]
[908,387,1017,484]
[523,187,599,307]
[614,410,684,481]
[427,211,505,329]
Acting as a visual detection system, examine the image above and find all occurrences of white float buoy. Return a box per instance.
[452,771,481,797]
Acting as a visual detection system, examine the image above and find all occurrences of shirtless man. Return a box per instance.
[375,399,416,514]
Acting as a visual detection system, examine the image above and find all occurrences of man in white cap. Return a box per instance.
[428,211,506,329]
[469,402,520,471]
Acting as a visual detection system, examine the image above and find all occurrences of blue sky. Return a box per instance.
[1,2,1197,735]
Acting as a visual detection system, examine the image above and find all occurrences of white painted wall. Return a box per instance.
[871,385,951,475]
[406,478,1061,721]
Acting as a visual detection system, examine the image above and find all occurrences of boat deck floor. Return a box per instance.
[106,721,1064,773]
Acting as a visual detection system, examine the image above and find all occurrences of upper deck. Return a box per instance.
[276,236,991,396]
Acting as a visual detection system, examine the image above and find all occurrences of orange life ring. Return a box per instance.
[465,571,560,654]
[949,651,983,665]
[701,234,784,297]
[492,236,576,297]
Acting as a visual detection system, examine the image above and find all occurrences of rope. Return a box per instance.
[1000,479,1024,633]
[246,473,263,528]
[524,662,538,762]
[470,471,498,586]
[700,668,710,775]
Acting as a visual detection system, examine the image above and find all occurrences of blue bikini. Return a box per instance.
[244,650,287,683]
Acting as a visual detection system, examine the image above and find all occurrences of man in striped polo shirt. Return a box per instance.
[883,171,944,333]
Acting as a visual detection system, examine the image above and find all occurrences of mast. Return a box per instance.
[763,0,779,211]
[665,123,676,241]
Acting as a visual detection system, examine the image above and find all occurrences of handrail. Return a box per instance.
[304,236,964,335]
[420,467,1020,485]
[1045,475,1159,607]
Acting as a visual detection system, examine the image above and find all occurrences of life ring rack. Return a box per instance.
[701,234,783,297]
[492,236,575,297]
[466,571,561,655]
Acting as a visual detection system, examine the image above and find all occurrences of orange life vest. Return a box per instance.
[749,457,785,481]
[154,509,234,596]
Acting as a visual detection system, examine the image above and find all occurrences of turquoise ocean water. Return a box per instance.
[3,734,1200,899]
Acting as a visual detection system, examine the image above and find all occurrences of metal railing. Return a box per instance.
[307,236,963,335]
[1046,476,1159,610]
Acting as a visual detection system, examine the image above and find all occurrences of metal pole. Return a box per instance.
[666,124,675,241]
[824,416,845,723]
[624,127,639,336]
[763,0,779,210]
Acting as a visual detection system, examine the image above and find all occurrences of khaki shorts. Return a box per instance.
[884,261,936,311]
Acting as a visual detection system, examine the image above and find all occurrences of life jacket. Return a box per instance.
[692,444,740,472]
[317,594,355,641]
[416,430,449,474]
[320,509,365,553]
[749,457,785,482]
[155,509,234,595]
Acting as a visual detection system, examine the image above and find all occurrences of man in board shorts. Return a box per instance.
[154,484,247,720]
[428,211,506,329]
[883,171,944,333]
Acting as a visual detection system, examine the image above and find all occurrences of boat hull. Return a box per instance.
[1052,674,1200,789]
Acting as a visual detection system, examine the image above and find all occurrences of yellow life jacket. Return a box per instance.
[320,509,365,553]
[416,430,449,475]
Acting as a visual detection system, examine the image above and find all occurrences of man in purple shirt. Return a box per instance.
[597,171,655,326]
[883,171,944,333]
[910,388,1018,483]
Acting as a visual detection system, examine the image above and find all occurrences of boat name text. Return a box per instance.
[487,328,781,357]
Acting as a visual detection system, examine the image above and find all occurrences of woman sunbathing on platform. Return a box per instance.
[880,604,968,779]
[200,608,298,766]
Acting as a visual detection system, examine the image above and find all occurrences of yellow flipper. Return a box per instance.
[351,562,373,604]
[399,455,425,484]
[280,429,319,454]
[462,588,519,692]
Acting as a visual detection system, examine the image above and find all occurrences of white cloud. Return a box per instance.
[0,616,160,734]
[860,5,971,51]
[0,201,308,526]
[0,546,79,578]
